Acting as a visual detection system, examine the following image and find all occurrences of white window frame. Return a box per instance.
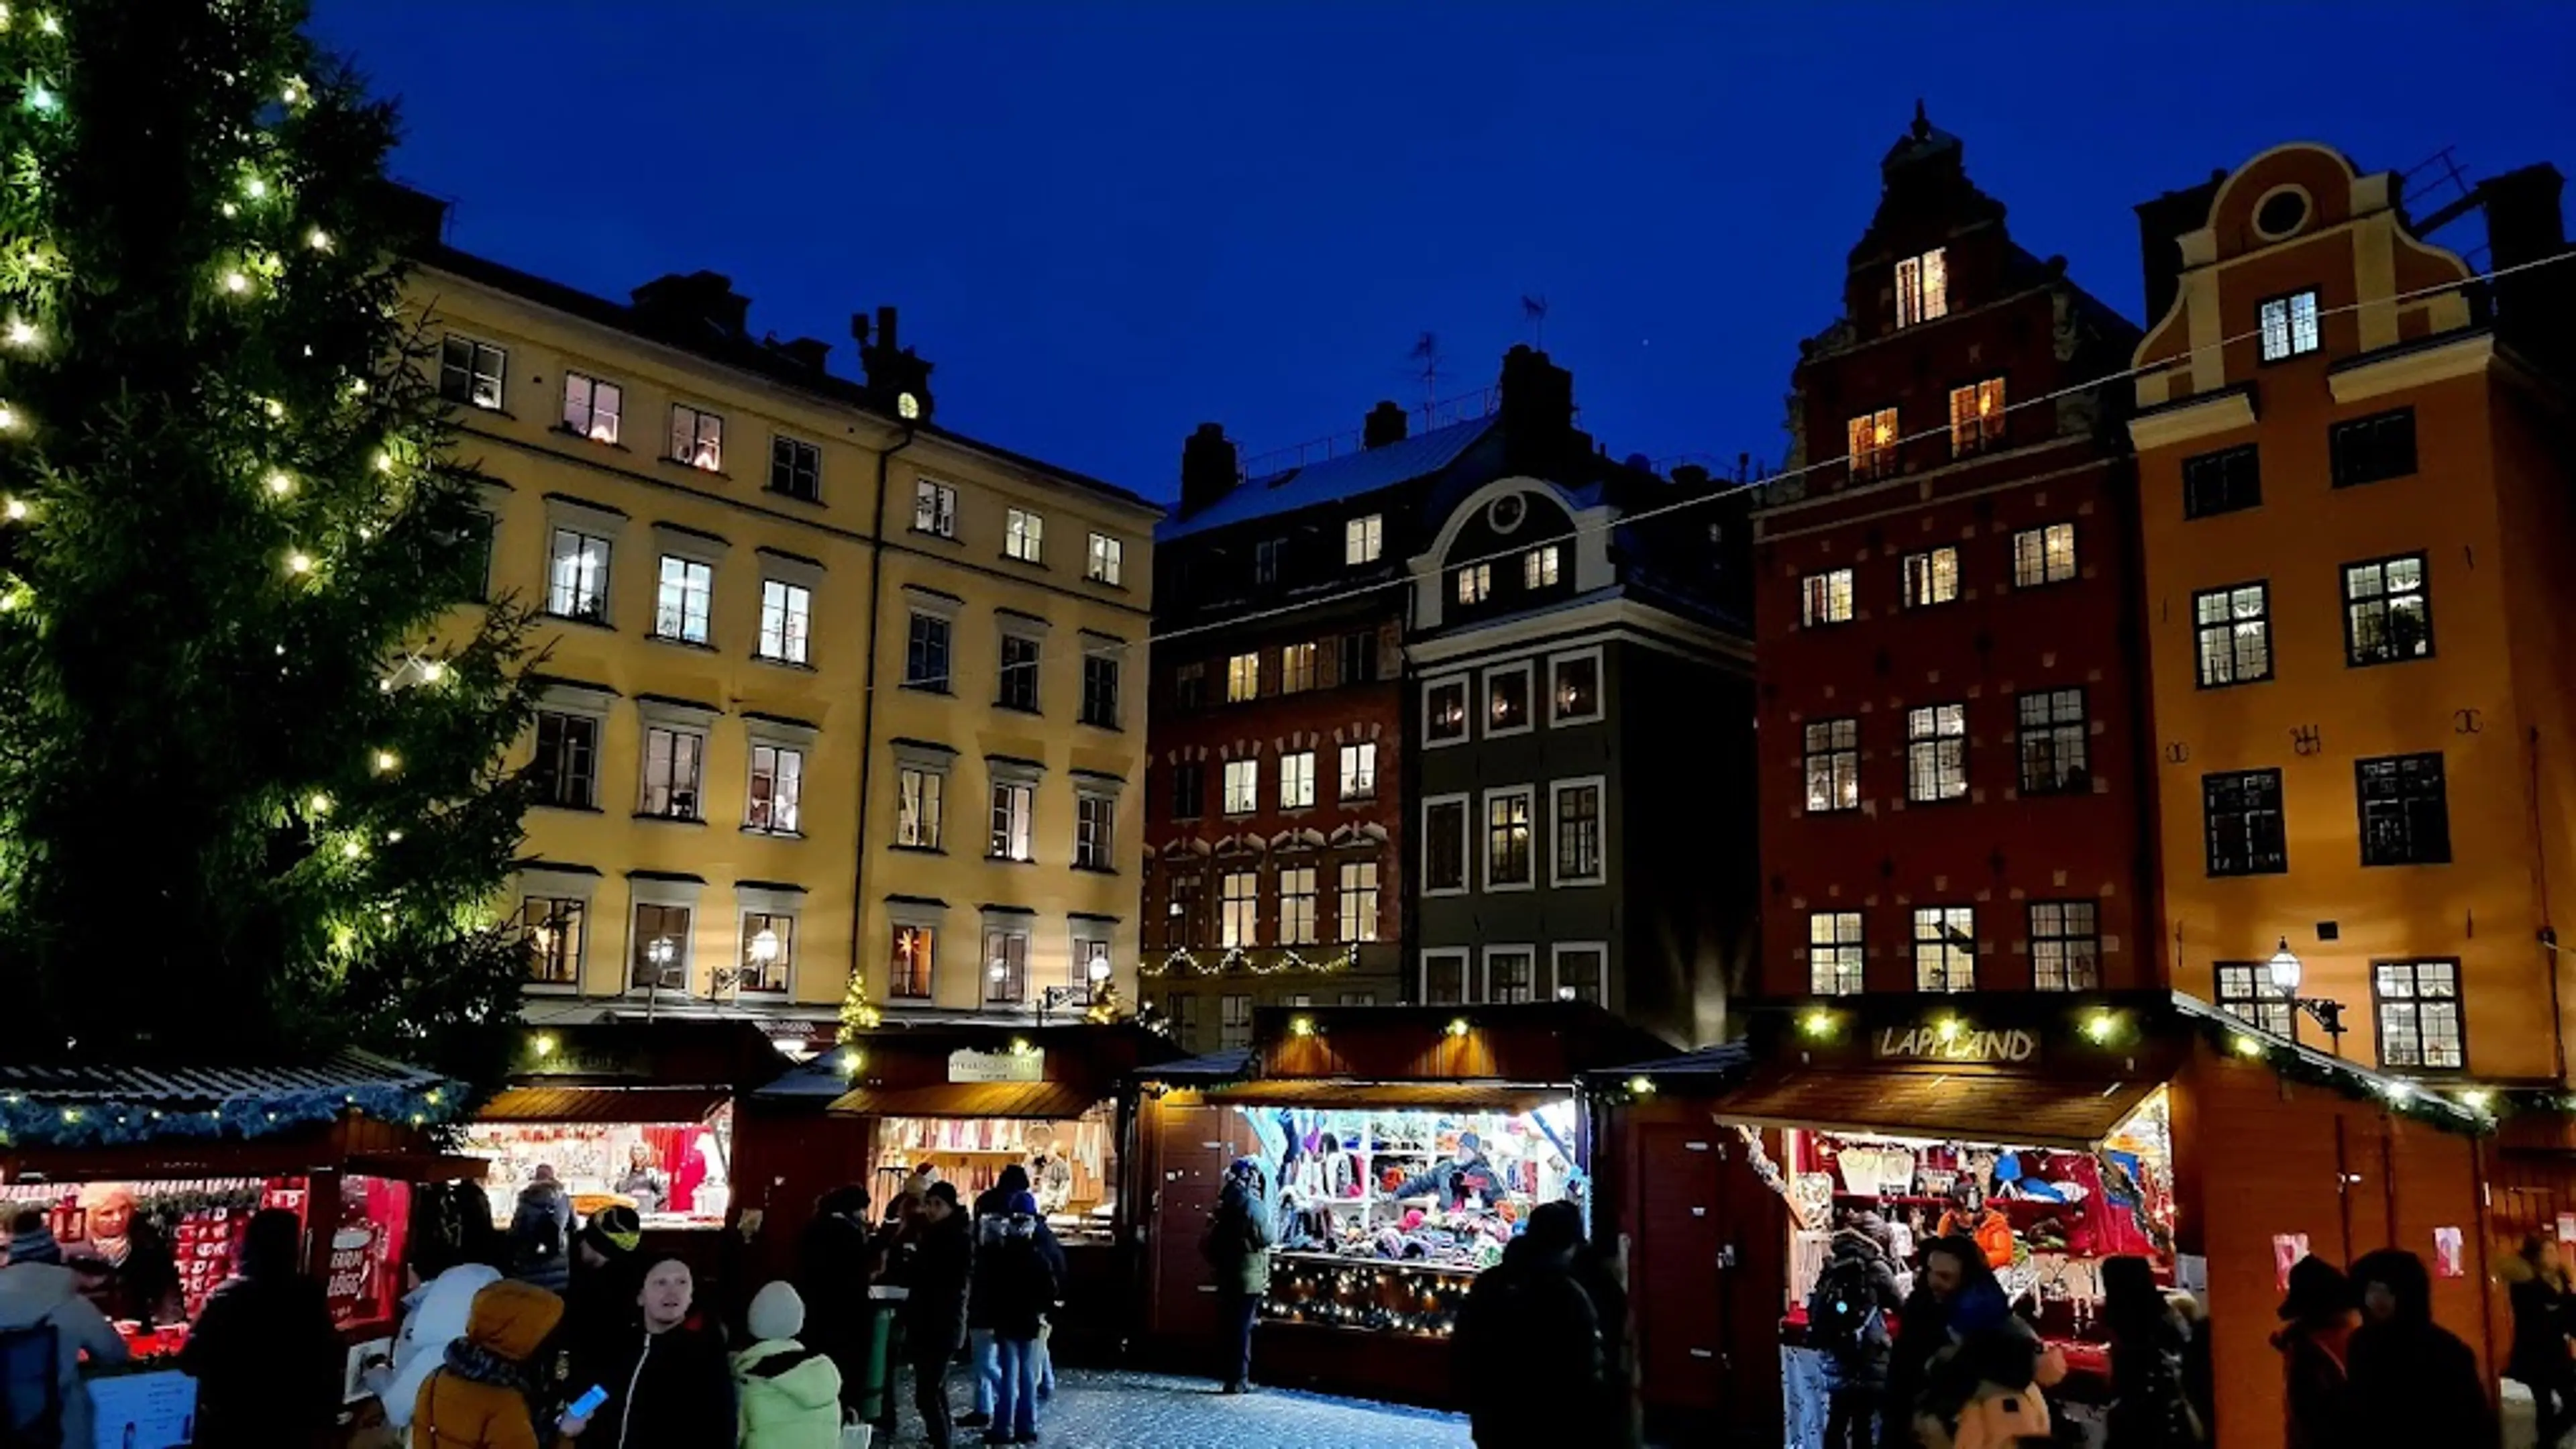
[987,779,1036,863]
[1550,941,1609,1006]
[653,553,715,644]
[1949,377,2005,456]
[561,370,621,443]
[669,402,724,472]
[2011,522,2078,589]
[1085,531,1123,586]
[981,913,1033,1007]
[1421,793,1470,898]
[1419,948,1472,1007]
[1907,702,1968,803]
[757,576,813,665]
[2260,288,2322,362]
[1482,944,1539,1005]
[547,527,614,624]
[1548,647,1605,726]
[1338,742,1378,802]
[1424,675,1470,748]
[1481,784,1537,893]
[515,865,600,995]
[914,479,959,538]
[1278,863,1318,945]
[1895,248,1948,327]
[1484,659,1536,739]
[1346,514,1383,566]
[1847,409,1900,481]
[735,883,804,998]
[1523,545,1560,590]
[625,873,704,998]
[744,740,805,836]
[1337,859,1380,943]
[1073,778,1120,871]
[1080,637,1124,730]
[1220,869,1258,949]
[1278,750,1317,810]
[441,334,508,411]
[1222,758,1259,816]
[1809,910,1865,996]
[1005,507,1045,564]
[1549,775,1608,887]
[893,742,950,851]
[1802,568,1856,627]
[887,902,942,1002]
[636,697,713,822]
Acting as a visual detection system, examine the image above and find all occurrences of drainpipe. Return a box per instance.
[2532,726,2565,1083]
[846,423,920,1020]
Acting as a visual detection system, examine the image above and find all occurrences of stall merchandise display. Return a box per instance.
[0,1176,312,1357]
[871,1108,1116,1240]
[460,1108,732,1229]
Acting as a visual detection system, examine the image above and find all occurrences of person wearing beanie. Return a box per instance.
[506,1169,572,1295]
[412,1279,564,1449]
[901,1182,974,1449]
[734,1281,845,1449]
[554,1203,645,1415]
[0,1209,128,1449]
[2271,1254,2360,1449]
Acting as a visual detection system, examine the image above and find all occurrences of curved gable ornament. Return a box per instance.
[1406,476,1615,631]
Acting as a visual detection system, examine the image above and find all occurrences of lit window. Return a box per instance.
[1948,377,2005,455]
[2259,288,2322,362]
[1847,409,1898,480]
[1338,743,1377,801]
[2357,753,2450,867]
[1086,532,1123,586]
[1488,667,1531,733]
[1456,562,1493,606]
[669,404,724,472]
[653,555,713,644]
[889,924,934,999]
[904,612,952,690]
[1279,866,1318,945]
[1523,545,1560,590]
[2010,523,2076,588]
[1222,759,1258,816]
[1485,789,1534,889]
[531,711,600,809]
[769,436,821,502]
[1281,642,1319,694]
[1905,704,1967,802]
[639,727,704,821]
[1895,248,1947,327]
[1912,906,1974,993]
[1426,679,1468,743]
[1005,508,1045,564]
[2029,902,2098,991]
[737,912,793,994]
[1226,652,1260,703]
[1809,912,1862,996]
[439,335,506,410]
[2204,769,2286,877]
[2193,584,2272,687]
[2016,689,2088,795]
[1803,718,1859,813]
[1553,780,1603,884]
[1279,751,1316,810]
[1423,798,1467,894]
[561,372,621,443]
[1338,861,1379,943]
[546,528,611,624]
[1075,792,1116,870]
[745,744,803,835]
[2374,960,2464,1071]
[2344,554,2432,666]
[1346,514,1384,566]
[1550,653,1601,724]
[1802,568,1854,627]
[1220,870,1258,948]
[757,580,812,665]
[896,765,944,849]
[1900,547,1958,608]
[987,781,1034,861]
[521,898,585,987]
[983,926,1030,1004]
[914,480,957,537]
[2215,963,2293,1038]
[630,903,691,992]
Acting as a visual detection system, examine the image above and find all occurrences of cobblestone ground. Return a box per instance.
[885,1366,1474,1448]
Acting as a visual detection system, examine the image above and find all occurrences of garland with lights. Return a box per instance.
[0,1,543,1086]
[0,1078,462,1150]
[1144,945,1357,979]
[2190,1012,2489,1133]
[1263,1256,1472,1338]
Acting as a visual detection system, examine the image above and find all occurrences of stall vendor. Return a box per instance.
[1934,1180,2015,1271]
[614,1144,669,1216]
[1395,1132,1506,1210]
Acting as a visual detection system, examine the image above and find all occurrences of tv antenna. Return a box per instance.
[1407,331,1444,411]
[1521,294,1550,350]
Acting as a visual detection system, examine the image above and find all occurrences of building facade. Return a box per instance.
[1753,110,2152,1003]
[405,211,1156,1033]
[2128,142,2576,1081]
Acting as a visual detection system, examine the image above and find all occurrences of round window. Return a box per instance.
[2255,188,2309,240]
[1487,493,1527,534]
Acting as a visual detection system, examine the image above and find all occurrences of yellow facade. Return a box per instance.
[411,256,1155,1028]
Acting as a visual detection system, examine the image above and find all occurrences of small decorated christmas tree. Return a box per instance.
[838,968,883,1044]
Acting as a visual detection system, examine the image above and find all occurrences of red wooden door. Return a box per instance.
[1633,1122,1730,1413]
[1149,1102,1254,1342]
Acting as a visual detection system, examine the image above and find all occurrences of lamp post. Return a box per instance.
[2266,937,2348,1057]
[643,936,677,1021]
[743,927,781,998]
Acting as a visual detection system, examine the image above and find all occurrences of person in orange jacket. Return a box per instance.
[1933,1182,2015,1271]
[413,1279,567,1449]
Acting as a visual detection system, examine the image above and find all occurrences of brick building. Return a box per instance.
[1753,108,2152,1000]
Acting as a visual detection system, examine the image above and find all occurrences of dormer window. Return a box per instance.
[2259,289,2322,362]
[1895,248,1948,327]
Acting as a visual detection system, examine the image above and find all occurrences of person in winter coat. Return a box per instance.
[1806,1225,1903,1449]
[0,1214,128,1449]
[382,1240,504,1434]
[902,1183,975,1449]
[2161,1289,2214,1438]
[508,1168,574,1295]
[411,1279,564,1449]
[1455,1201,1605,1449]
[1203,1157,1275,1394]
[733,1281,844,1449]
[2508,1234,2576,1449]
[1893,1236,2056,1449]
[972,1194,1059,1446]
[794,1187,878,1418]
[2271,1255,2360,1449]
[2346,1248,2498,1449]
[585,1257,737,1449]
[180,1207,341,1449]
[553,1203,645,1415]
[2100,1254,2198,1449]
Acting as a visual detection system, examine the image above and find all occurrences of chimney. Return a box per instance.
[765,335,833,372]
[1362,400,1409,449]
[1498,345,1574,439]
[631,271,751,339]
[1180,423,1239,519]
[1670,464,1711,490]
[2135,170,2224,327]
[854,305,936,421]
[2479,164,2571,355]
[378,182,452,251]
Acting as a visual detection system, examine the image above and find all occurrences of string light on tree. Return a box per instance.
[264,470,293,497]
[221,270,250,295]
[372,749,398,774]
[5,319,37,347]
[3,496,25,521]
[306,227,331,252]
[0,404,19,431]
[284,549,313,575]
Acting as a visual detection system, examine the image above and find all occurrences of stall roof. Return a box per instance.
[0,1049,441,1104]
[478,1086,730,1124]
[1145,1048,1256,1083]
[827,1082,1104,1120]
[508,1020,792,1091]
[1703,1067,2161,1152]
[1203,1080,1568,1114]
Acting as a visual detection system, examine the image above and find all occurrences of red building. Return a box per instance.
[1754,108,2154,999]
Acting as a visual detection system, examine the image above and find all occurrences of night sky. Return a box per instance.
[309,3,2576,503]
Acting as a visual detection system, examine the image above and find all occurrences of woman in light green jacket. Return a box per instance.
[734,1282,846,1449]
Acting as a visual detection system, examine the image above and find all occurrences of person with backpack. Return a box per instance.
[180,1207,341,1449]
[971,1193,1058,1446]
[1201,1157,1275,1395]
[0,1212,128,1449]
[411,1279,564,1449]
[733,1281,844,1449]
[506,1167,572,1295]
[1807,1224,1902,1449]
[1454,1201,1605,1449]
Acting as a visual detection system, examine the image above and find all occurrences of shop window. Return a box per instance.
[2357,753,2450,867]
[1340,631,1379,684]
[2373,959,2464,1071]
[547,527,612,624]
[1523,545,1560,590]
[988,781,1034,862]
[468,1106,735,1230]
[1338,861,1380,943]
[2016,689,2088,796]
[630,902,690,992]
[1005,507,1044,564]
[744,744,803,835]
[1900,547,1958,608]
[1485,788,1534,890]
[2204,769,2287,877]
[736,912,792,995]
[1803,568,1856,626]
[1487,664,1532,735]
[1422,951,1469,1006]
[2259,288,2322,362]
[904,612,953,691]
[1223,759,1258,816]
[1075,792,1116,871]
[638,726,704,821]
[997,633,1042,712]
[1279,865,1319,946]
[1220,994,1254,1049]
[1912,906,1974,993]
[983,926,1030,1004]
[2331,408,2417,488]
[2010,523,2076,588]
[1487,949,1536,1004]
[669,403,724,472]
[531,710,599,809]
[1085,531,1124,585]
[1426,678,1469,744]
[1550,651,1602,724]
[1170,762,1205,821]
[1227,652,1260,703]
[1338,743,1378,802]
[1220,871,1258,948]
[2029,902,2098,991]
[2214,962,2294,1038]
[1456,561,1493,606]
[873,1106,1120,1223]
[1895,248,1947,327]
[1553,945,1605,1005]
[1905,704,1967,803]
[914,479,957,538]
[439,334,506,409]
[1948,377,2004,456]
[2343,553,2432,667]
[1279,750,1317,810]
[1809,911,1863,996]
[1424,798,1468,894]
[2192,583,2271,687]
[889,924,934,1000]
[2182,445,2261,519]
[769,435,821,502]
[1346,514,1383,566]
[561,371,621,443]
[1281,642,1320,694]
[1552,779,1605,885]
[1081,651,1121,728]
[521,897,585,987]
[1847,409,1899,482]
[897,764,945,849]
[1804,718,1860,813]
[757,580,812,665]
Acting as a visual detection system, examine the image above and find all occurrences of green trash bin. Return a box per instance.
[855,1284,906,1424]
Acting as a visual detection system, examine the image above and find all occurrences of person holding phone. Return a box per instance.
[411,1279,565,1449]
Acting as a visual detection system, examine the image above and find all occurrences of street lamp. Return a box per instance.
[1041,951,1116,1026]
[2266,937,2348,1057]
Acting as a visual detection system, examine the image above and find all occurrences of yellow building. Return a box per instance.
[2127,143,2576,1081]
[407,233,1157,1035]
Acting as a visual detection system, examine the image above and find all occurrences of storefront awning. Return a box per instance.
[477,1086,729,1124]
[1703,1067,2160,1152]
[1204,1081,1569,1114]
[828,1082,1105,1120]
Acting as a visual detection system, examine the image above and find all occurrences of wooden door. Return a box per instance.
[1633,1122,1730,1413]
[1148,1102,1255,1343]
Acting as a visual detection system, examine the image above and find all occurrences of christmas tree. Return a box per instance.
[0,0,540,1082]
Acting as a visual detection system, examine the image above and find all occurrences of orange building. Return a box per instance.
[2127,142,2576,1085]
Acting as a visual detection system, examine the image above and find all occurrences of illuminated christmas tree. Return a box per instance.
[837,967,883,1044]
[0,0,540,1080]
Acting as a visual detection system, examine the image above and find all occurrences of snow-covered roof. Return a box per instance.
[1159,417,1495,541]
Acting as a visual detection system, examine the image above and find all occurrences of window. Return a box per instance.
[2029,902,2099,991]
[987,782,1034,861]
[1075,792,1115,870]
[1488,667,1532,734]
[1001,508,1042,563]
[2010,523,2076,588]
[1161,874,1203,950]
[983,927,1030,1005]
[2192,584,2272,687]
[737,912,793,994]
[1085,532,1123,586]
[1803,718,1860,813]
[1424,798,1468,894]
[1279,751,1317,810]
[1553,780,1604,884]
[2182,445,2261,519]
[1220,871,1258,949]
[653,555,713,644]
[889,924,934,1000]
[2358,753,2451,867]
[1487,950,1535,1005]
[1346,515,1383,566]
[1426,679,1468,743]
[757,580,812,665]
[896,765,944,849]
[1281,642,1319,694]
[1523,545,1560,590]
[904,612,953,690]
[2204,769,2287,877]
[1422,952,1468,1008]
[1906,704,1967,802]
[1170,762,1205,820]
[1174,662,1207,711]
[1167,993,1205,1052]
[1223,759,1258,815]
[531,711,599,808]
[639,726,705,820]
[914,480,957,537]
[449,511,496,604]
[1802,568,1855,627]
[547,528,612,624]
[1553,945,1605,1006]
[561,372,621,443]
[1338,862,1379,943]
[1895,248,1947,327]
[2332,408,2418,488]
[669,404,723,472]
[1913,906,1974,993]
[439,335,505,410]
[1254,539,1283,585]
[630,903,690,992]
[997,634,1041,712]
[1901,547,1958,608]
[2374,960,2464,1071]
[769,436,821,501]
[1847,410,1898,481]
[2344,553,2432,665]
[1340,632,1379,685]
[1809,912,1863,996]
[1081,652,1120,729]
[1949,378,2005,455]
[745,744,803,835]
[2016,689,2089,795]
[1338,743,1378,801]
[521,898,585,987]
[1069,930,1108,1002]
[1279,866,1318,945]
[1456,562,1493,606]
[1551,652,1601,724]
[1226,652,1260,703]
[2259,288,2322,362]
[1486,788,1534,890]
[2215,963,2294,1038]
[1220,994,1254,1049]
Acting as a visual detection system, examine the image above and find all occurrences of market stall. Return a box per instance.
[1597,991,2496,1449]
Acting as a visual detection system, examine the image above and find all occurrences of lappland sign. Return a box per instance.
[1872,1024,2041,1065]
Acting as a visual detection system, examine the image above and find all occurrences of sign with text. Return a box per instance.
[1872,1024,2040,1065]
[947,1047,1044,1084]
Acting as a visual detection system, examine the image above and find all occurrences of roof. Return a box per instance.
[1203,1081,1567,1114]
[1700,1066,2161,1152]
[0,1050,459,1152]
[1145,1048,1256,1082]
[1606,1042,1756,1080]
[1159,417,1495,541]
[476,1086,731,1125]
[827,1081,1105,1120]
[0,1050,441,1104]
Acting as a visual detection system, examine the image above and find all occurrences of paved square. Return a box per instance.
[888,1366,1473,1448]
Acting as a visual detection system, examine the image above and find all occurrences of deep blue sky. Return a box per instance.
[309,3,2576,502]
